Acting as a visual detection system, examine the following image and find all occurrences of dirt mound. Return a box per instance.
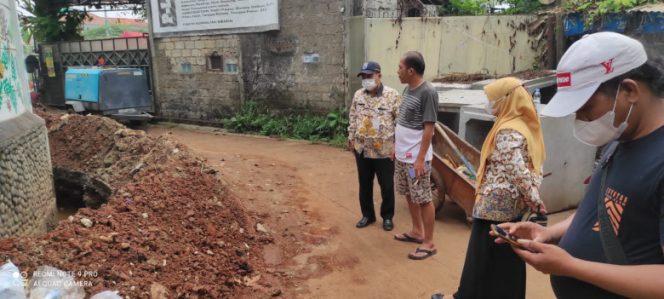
[0,112,270,298]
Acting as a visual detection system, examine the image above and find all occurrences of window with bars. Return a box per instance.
[208,52,223,71]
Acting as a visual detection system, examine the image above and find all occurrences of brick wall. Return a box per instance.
[153,35,242,122]
[239,0,346,113]
[151,0,348,123]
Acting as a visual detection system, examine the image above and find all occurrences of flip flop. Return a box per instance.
[408,248,437,260]
[431,294,444,299]
[394,233,424,244]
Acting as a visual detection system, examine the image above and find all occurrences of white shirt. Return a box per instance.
[395,124,433,164]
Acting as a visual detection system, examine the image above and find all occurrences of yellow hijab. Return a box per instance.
[475,77,546,192]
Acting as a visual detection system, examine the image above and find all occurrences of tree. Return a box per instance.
[564,0,660,25]
[18,0,88,43]
[436,0,543,16]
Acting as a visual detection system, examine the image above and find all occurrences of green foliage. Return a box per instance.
[437,0,542,16]
[565,0,659,25]
[82,24,148,40]
[438,0,487,16]
[501,0,542,14]
[20,0,89,42]
[223,101,349,147]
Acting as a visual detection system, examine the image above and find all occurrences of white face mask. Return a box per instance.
[484,94,507,115]
[362,79,377,91]
[573,86,634,147]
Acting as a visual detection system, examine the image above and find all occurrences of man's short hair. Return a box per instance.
[403,51,425,76]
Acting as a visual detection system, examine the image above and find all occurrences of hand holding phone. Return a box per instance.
[408,167,419,185]
[490,224,527,250]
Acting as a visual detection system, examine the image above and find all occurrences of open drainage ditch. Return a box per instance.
[53,167,113,223]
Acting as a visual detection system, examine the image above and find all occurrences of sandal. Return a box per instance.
[408,248,437,260]
[394,233,424,244]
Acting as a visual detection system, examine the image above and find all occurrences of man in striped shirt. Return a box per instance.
[392,51,440,260]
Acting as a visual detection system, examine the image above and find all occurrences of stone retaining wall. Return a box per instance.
[0,112,56,237]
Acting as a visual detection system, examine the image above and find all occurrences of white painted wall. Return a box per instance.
[357,16,543,91]
[0,0,31,121]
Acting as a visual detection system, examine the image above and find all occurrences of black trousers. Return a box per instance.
[454,218,526,299]
[354,151,395,220]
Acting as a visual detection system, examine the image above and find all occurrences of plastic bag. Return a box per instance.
[90,290,122,299]
[0,261,27,299]
[28,266,84,299]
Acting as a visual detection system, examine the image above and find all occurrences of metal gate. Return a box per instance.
[40,36,152,106]
[59,36,152,89]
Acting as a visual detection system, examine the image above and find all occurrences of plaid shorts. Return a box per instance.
[395,160,433,204]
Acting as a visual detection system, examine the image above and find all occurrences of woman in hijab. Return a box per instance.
[432,77,547,299]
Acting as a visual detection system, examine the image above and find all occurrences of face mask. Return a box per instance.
[484,101,493,114]
[362,79,377,91]
[573,86,634,147]
[484,94,507,115]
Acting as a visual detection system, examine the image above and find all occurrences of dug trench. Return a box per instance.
[2,108,567,298]
[53,167,113,222]
[0,108,326,298]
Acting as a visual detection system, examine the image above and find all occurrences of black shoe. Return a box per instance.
[356,217,376,228]
[383,219,394,231]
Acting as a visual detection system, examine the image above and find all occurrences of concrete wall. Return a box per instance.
[352,15,545,90]
[151,0,347,123]
[0,0,56,237]
[346,16,366,106]
[0,113,56,237]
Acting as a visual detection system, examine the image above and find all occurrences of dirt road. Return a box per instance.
[148,125,571,299]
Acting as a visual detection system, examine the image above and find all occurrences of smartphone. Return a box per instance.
[408,167,416,179]
[490,224,526,250]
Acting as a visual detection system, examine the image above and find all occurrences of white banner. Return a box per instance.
[150,0,279,37]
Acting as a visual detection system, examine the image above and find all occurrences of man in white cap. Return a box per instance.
[493,32,664,298]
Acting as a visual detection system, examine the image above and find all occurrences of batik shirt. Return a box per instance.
[348,84,400,159]
[473,129,543,222]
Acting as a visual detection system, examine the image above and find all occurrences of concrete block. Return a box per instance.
[195,40,206,49]
[228,39,239,48]
[175,41,185,49]
[205,40,216,49]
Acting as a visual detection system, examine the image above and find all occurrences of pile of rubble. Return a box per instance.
[0,110,270,298]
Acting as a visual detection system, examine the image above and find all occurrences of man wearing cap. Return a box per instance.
[494,32,664,298]
[348,61,401,231]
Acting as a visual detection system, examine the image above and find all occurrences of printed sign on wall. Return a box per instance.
[150,0,279,37]
[43,45,55,78]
